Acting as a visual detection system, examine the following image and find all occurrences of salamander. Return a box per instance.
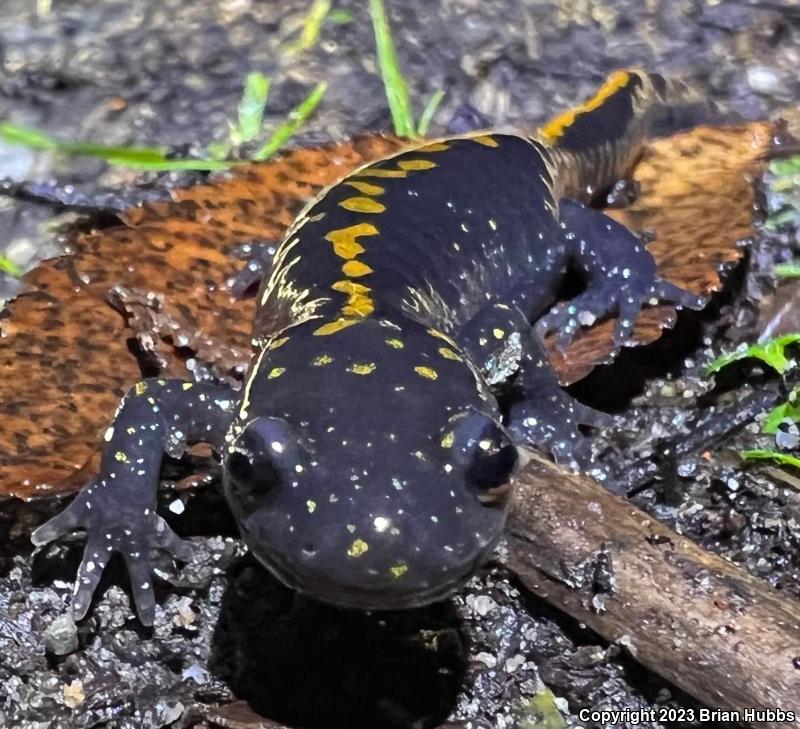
[32,70,710,624]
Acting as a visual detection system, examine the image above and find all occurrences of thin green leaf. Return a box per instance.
[705,333,800,376]
[327,8,353,23]
[236,72,271,144]
[0,254,23,278]
[775,262,800,279]
[0,123,59,150]
[0,121,232,170]
[1,123,169,162]
[60,142,169,164]
[113,158,234,171]
[741,449,800,470]
[369,0,416,138]
[287,0,332,54]
[416,89,445,137]
[252,82,327,161]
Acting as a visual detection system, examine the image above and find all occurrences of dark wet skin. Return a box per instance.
[32,72,706,624]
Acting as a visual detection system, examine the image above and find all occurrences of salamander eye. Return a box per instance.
[441,410,519,505]
[226,417,301,513]
[467,424,518,504]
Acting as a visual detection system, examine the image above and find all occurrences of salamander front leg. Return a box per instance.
[536,199,706,348]
[31,379,237,625]
[225,240,278,298]
[458,303,611,468]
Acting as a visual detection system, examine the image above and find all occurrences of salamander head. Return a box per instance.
[223,318,518,610]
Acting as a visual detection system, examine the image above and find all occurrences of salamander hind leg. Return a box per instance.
[536,199,706,348]
[459,303,612,469]
[31,379,236,625]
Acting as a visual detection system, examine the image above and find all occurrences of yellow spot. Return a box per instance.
[181,382,193,390]
[313,354,334,366]
[332,280,370,296]
[342,295,374,317]
[314,318,359,336]
[415,366,438,380]
[126,427,136,435]
[345,180,385,196]
[438,347,462,361]
[419,141,450,152]
[472,135,499,147]
[385,338,404,349]
[397,159,437,171]
[389,563,408,578]
[489,219,498,231]
[342,260,373,277]
[339,196,386,214]
[347,524,356,533]
[325,223,378,260]
[348,362,376,375]
[114,451,129,463]
[330,280,374,318]
[157,379,166,386]
[268,367,286,379]
[493,328,505,339]
[347,539,369,558]
[539,70,631,142]
[269,336,289,349]
[356,168,407,178]
[441,431,454,448]
[134,382,148,396]
[307,500,317,513]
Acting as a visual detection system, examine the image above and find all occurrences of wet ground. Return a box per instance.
[1,1,800,728]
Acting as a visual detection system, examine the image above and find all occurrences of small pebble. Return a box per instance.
[44,614,79,656]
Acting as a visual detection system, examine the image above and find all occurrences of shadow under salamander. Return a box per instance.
[208,554,466,729]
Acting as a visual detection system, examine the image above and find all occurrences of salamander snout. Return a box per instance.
[224,410,518,610]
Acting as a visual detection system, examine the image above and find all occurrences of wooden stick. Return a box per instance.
[506,453,800,729]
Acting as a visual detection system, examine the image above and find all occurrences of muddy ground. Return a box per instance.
[1,1,800,728]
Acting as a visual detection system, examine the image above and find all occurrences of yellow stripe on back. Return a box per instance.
[538,70,632,143]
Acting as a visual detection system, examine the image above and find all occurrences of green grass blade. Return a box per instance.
[237,72,271,144]
[60,141,169,163]
[0,254,23,278]
[252,82,327,161]
[327,8,353,23]
[287,0,332,54]
[368,0,416,138]
[775,262,800,278]
[113,159,234,171]
[741,449,800,470]
[0,123,59,150]
[416,89,445,137]
[1,122,169,162]
[0,121,232,170]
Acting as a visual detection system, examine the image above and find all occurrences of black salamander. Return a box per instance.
[32,70,708,623]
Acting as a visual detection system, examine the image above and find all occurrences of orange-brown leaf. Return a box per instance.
[0,124,778,500]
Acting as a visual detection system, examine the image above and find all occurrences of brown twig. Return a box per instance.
[507,452,800,728]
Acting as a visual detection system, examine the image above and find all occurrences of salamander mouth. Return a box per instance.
[247,541,492,611]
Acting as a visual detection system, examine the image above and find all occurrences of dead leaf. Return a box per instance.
[0,124,779,501]
[0,135,404,501]
[546,122,778,384]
